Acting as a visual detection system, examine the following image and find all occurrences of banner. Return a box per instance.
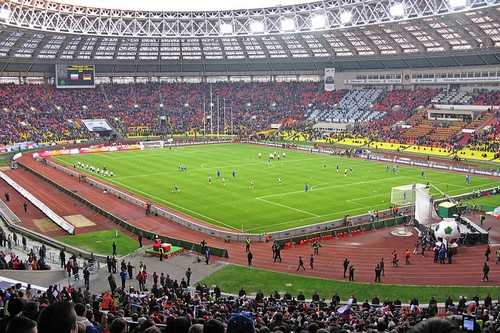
[324,68,336,91]
[33,144,141,158]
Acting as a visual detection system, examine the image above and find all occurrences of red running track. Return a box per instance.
[5,156,499,286]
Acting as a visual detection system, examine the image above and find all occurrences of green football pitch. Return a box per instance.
[54,144,499,233]
[58,230,139,256]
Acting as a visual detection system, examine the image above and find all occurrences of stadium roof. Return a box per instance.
[0,0,499,73]
[56,0,317,12]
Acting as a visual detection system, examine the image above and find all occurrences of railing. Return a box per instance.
[275,215,410,246]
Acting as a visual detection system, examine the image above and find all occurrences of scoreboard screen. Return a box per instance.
[56,64,95,88]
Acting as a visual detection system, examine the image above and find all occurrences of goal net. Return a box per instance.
[390,183,427,206]
[139,140,165,150]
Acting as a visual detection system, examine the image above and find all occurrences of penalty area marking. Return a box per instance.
[110,179,241,232]
[256,197,320,217]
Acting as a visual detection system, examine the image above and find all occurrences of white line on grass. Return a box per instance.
[110,179,241,232]
[244,206,373,233]
[256,176,416,200]
[256,197,320,217]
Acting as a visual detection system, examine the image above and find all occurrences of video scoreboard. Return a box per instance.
[56,64,95,88]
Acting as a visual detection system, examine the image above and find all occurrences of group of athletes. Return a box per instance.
[169,150,362,194]
[74,161,115,177]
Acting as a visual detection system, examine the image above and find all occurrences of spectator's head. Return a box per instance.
[204,319,225,333]
[38,302,77,333]
[109,318,128,333]
[74,303,86,317]
[189,323,204,333]
[227,313,255,333]
[139,319,156,332]
[7,296,25,317]
[408,318,461,333]
[22,301,40,321]
[168,316,191,333]
[6,315,37,333]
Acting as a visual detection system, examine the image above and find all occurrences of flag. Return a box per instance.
[83,74,92,81]
[70,73,79,80]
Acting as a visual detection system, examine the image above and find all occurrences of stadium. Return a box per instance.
[0,0,499,331]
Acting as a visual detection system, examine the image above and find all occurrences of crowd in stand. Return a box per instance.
[0,82,329,144]
[0,230,50,271]
[1,83,499,151]
[0,278,500,333]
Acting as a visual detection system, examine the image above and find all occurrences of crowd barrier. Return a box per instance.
[434,187,499,206]
[18,162,230,258]
[275,215,410,246]
[0,171,75,234]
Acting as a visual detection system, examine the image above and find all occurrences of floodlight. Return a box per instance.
[246,102,252,107]
[340,10,352,25]
[280,17,295,32]
[250,20,265,33]
[449,0,467,8]
[159,103,164,108]
[0,8,11,22]
[108,104,113,109]
[390,3,405,17]
[134,104,139,108]
[82,105,88,110]
[220,22,233,34]
[311,14,327,29]
[184,103,189,107]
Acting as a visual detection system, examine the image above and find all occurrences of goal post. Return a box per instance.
[139,140,165,150]
[391,183,436,224]
[390,184,427,206]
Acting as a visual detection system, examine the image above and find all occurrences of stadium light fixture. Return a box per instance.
[0,8,11,22]
[247,102,252,107]
[220,22,233,35]
[108,104,113,109]
[159,103,164,108]
[449,0,467,8]
[134,104,139,108]
[311,14,327,29]
[55,105,61,111]
[184,103,189,107]
[250,20,265,33]
[280,17,296,32]
[390,3,405,18]
[82,105,87,110]
[340,10,352,25]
